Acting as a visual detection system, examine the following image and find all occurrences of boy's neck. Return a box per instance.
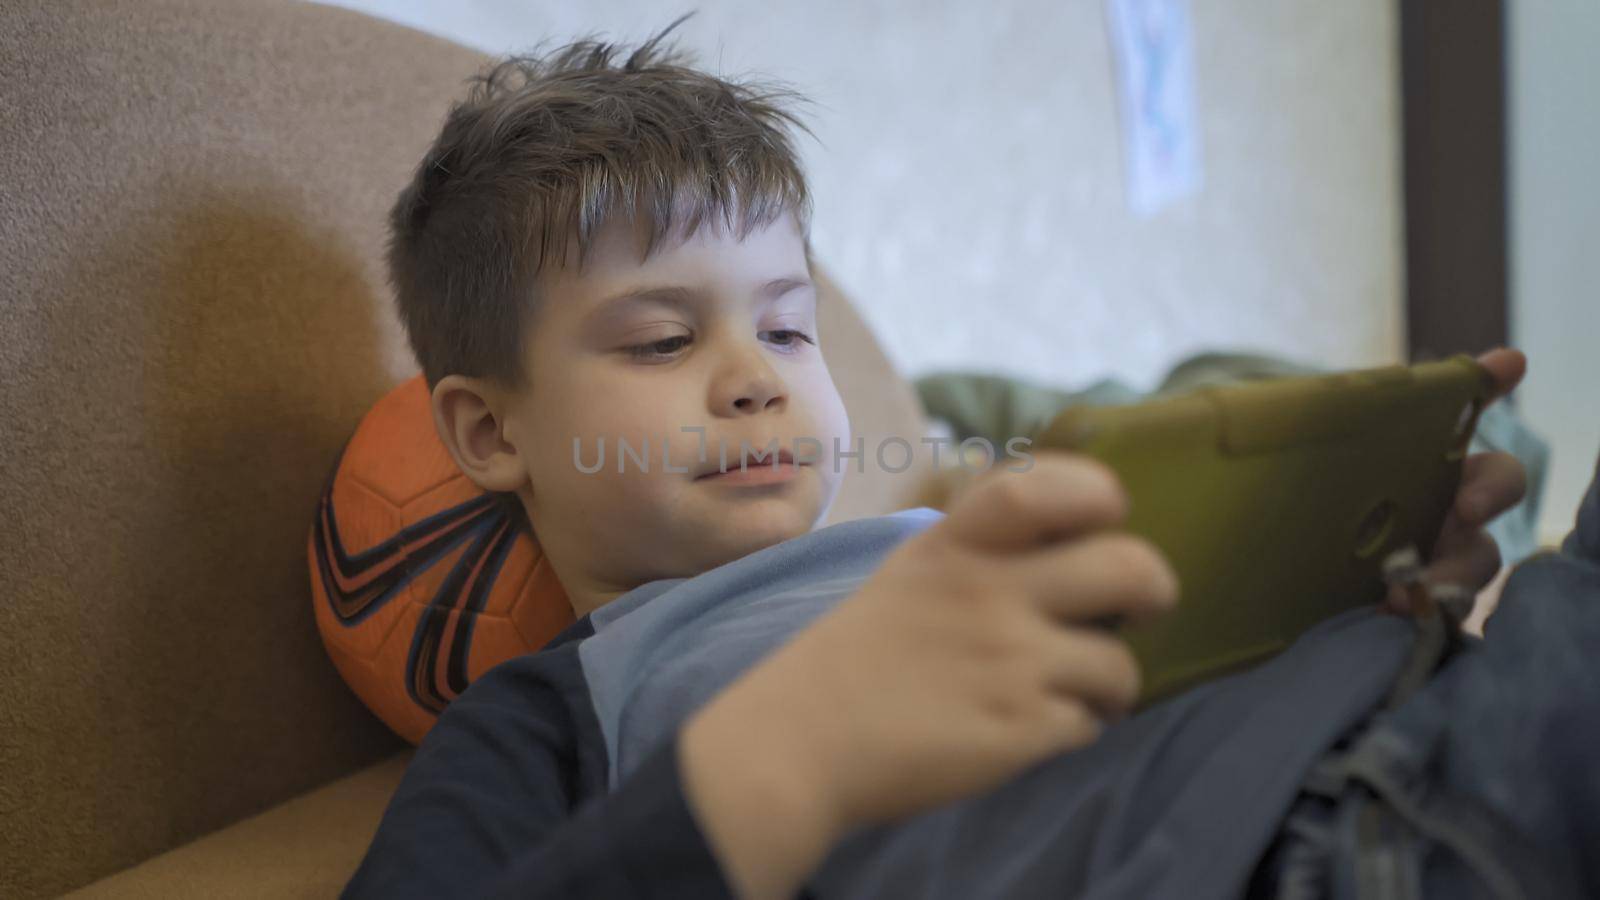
[559,565,649,619]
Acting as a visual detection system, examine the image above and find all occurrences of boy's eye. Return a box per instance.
[625,335,692,361]
[762,329,817,351]
[622,329,816,362]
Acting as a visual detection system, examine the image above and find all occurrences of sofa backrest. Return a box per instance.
[0,1,929,894]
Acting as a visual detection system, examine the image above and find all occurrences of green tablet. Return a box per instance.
[1029,353,1494,708]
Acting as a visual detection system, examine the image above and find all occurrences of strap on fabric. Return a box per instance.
[1375,545,1471,714]
[1262,550,1539,900]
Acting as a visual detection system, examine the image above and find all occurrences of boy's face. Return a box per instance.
[473,209,850,616]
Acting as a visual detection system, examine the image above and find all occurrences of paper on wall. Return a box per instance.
[1106,0,1203,216]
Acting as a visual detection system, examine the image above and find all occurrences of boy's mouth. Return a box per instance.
[693,446,803,480]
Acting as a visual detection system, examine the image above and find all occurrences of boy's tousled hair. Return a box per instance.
[387,11,821,391]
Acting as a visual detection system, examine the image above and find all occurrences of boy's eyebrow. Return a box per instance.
[588,276,814,319]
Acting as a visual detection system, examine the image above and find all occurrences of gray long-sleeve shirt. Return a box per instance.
[344,506,1419,898]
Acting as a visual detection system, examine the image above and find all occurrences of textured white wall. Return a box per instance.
[315,0,1403,394]
[1509,0,1600,547]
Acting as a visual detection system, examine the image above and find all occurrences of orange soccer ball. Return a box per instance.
[308,376,575,745]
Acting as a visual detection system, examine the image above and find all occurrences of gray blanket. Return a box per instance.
[577,508,1419,898]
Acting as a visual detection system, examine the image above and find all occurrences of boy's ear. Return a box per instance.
[430,374,528,494]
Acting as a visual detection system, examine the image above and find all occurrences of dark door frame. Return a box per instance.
[1399,0,1509,363]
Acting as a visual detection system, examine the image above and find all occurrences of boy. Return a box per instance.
[343,15,1582,899]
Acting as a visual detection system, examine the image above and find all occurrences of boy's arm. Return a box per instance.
[679,664,848,900]
[340,643,737,900]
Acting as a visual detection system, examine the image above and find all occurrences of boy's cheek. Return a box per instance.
[802,376,852,455]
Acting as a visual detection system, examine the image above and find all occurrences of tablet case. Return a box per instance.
[1029,353,1495,708]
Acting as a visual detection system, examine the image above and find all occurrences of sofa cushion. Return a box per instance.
[64,752,414,899]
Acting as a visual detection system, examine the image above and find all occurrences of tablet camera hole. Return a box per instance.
[1354,499,1398,559]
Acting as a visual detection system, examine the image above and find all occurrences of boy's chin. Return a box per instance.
[689,500,819,563]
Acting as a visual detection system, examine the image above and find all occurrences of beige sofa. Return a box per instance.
[0,2,937,895]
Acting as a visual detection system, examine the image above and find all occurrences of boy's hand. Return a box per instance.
[681,450,1177,886]
[1383,347,1529,616]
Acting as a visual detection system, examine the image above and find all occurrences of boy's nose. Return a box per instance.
[730,390,784,414]
[711,345,787,417]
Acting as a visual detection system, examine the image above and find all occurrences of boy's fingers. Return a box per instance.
[937,452,1129,551]
[1036,626,1144,717]
[1474,347,1526,405]
[1036,697,1111,747]
[1427,529,1503,594]
[1013,531,1180,624]
[1454,451,1528,525]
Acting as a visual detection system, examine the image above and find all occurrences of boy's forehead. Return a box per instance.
[536,215,671,309]
[542,208,804,304]
[575,212,665,275]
